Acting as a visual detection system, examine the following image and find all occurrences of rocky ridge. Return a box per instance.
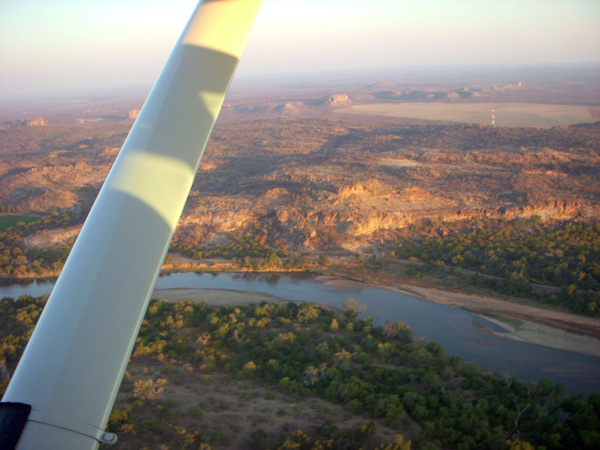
[1,103,598,255]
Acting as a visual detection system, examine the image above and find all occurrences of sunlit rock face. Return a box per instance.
[26,117,46,127]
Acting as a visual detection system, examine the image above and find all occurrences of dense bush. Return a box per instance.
[396,221,600,315]
[2,296,598,449]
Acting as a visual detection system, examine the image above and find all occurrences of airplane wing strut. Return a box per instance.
[0,1,262,449]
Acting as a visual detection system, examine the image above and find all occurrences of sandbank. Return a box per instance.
[316,275,600,358]
[152,287,296,307]
[153,276,600,359]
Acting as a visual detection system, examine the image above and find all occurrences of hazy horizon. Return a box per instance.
[2,61,599,102]
[1,0,599,101]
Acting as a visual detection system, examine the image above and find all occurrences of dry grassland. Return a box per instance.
[337,102,597,128]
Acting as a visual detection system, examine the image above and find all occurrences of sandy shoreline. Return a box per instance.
[153,276,600,359]
[152,287,296,307]
[315,276,600,358]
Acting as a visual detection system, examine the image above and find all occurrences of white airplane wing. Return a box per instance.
[0,1,262,449]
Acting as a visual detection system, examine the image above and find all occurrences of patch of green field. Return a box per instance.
[0,215,39,231]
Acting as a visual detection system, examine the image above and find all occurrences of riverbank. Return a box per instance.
[5,265,599,360]
[316,276,600,359]
[152,287,296,307]
[153,274,600,359]
[3,270,596,393]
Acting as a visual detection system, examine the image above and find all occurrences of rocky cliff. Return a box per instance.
[2,112,599,255]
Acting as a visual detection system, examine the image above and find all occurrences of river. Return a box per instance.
[2,272,599,396]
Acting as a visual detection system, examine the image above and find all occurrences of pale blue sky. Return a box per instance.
[1,0,599,99]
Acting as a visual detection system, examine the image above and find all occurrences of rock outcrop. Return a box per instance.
[323,94,351,107]
[335,179,394,199]
[26,117,45,126]
[25,226,81,249]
